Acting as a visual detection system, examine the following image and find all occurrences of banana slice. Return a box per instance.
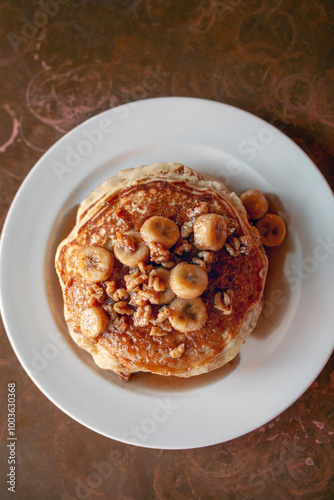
[193,214,227,251]
[240,189,268,220]
[169,262,208,299]
[114,231,149,268]
[154,267,176,305]
[78,246,114,283]
[256,213,286,247]
[140,216,179,249]
[169,297,207,333]
[80,306,109,338]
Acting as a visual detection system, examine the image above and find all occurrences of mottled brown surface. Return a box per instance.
[0,0,333,499]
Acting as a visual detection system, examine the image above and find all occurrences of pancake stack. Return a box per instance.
[55,163,268,378]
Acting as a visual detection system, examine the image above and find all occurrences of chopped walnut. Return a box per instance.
[192,256,207,270]
[148,269,166,292]
[169,343,185,358]
[186,202,208,219]
[115,232,136,251]
[149,326,167,336]
[156,305,170,323]
[150,307,172,331]
[174,239,192,255]
[160,260,176,269]
[197,251,213,263]
[225,236,251,257]
[225,237,241,257]
[113,288,129,301]
[105,280,116,297]
[133,305,152,327]
[214,290,234,315]
[113,301,133,315]
[226,219,239,236]
[159,320,173,332]
[239,235,251,255]
[148,242,170,263]
[138,261,153,274]
[102,303,118,321]
[129,289,159,306]
[124,271,148,292]
[86,284,105,306]
[180,220,194,238]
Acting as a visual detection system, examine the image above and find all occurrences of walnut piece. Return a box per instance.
[192,256,207,270]
[133,305,152,327]
[129,289,159,306]
[105,280,116,297]
[148,269,166,292]
[124,271,148,292]
[113,288,129,301]
[214,290,234,315]
[197,251,213,263]
[174,240,192,255]
[148,242,170,263]
[160,260,176,269]
[113,301,133,315]
[116,232,136,251]
[225,236,251,257]
[149,326,167,336]
[169,343,185,358]
[180,220,194,238]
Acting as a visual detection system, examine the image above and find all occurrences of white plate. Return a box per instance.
[1,97,333,449]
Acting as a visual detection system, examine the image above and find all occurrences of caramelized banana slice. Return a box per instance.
[169,297,207,333]
[256,213,286,247]
[114,231,149,268]
[193,214,227,251]
[170,262,208,299]
[80,306,109,338]
[154,267,176,305]
[140,216,179,249]
[78,246,113,283]
[240,189,269,220]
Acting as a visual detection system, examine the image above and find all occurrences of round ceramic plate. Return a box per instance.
[1,97,333,449]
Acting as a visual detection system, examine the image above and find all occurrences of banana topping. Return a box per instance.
[78,246,114,283]
[240,189,268,220]
[256,213,286,247]
[114,231,150,267]
[140,216,180,249]
[80,306,109,338]
[169,297,207,333]
[169,262,208,299]
[193,213,227,251]
[153,267,176,305]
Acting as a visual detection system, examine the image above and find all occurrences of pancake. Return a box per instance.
[55,163,268,378]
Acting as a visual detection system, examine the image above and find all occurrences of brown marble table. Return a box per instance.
[1,1,333,498]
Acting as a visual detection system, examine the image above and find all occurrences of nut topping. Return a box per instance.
[133,305,152,327]
[214,290,234,315]
[169,343,185,358]
[113,301,133,315]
